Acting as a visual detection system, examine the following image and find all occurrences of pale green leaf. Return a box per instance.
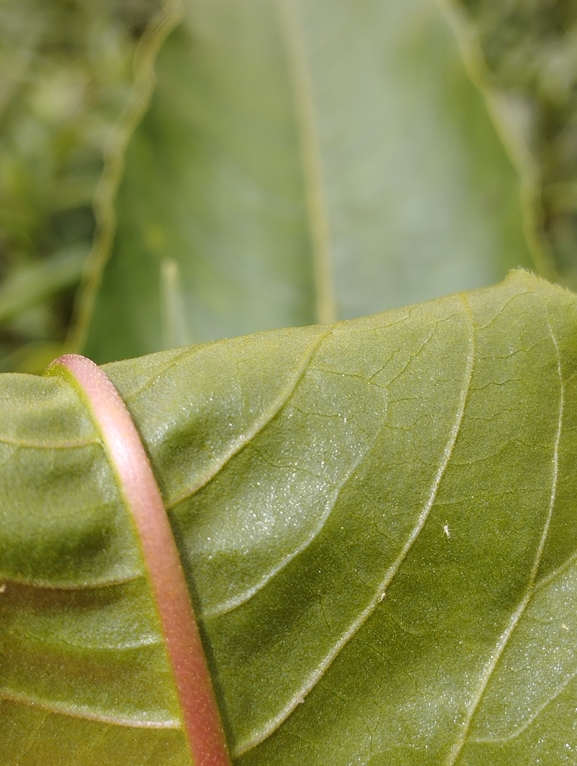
[1,271,577,763]
[81,0,533,364]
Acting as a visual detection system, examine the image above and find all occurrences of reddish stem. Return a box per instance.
[51,354,231,766]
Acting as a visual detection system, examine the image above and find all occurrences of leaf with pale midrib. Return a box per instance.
[81,0,533,364]
[2,271,577,764]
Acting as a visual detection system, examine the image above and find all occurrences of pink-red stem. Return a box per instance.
[52,354,231,766]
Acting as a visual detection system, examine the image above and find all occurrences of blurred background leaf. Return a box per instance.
[3,0,575,369]
[78,0,534,364]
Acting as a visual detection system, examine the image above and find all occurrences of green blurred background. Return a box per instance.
[1,0,576,372]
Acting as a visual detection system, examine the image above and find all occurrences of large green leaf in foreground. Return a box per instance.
[2,270,577,764]
[82,0,533,363]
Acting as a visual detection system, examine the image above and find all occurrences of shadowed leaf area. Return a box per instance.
[1,271,577,764]
[450,0,577,288]
[0,0,162,371]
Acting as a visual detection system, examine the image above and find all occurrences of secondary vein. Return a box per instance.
[0,434,99,449]
[237,296,475,756]
[445,308,564,766]
[0,690,179,729]
[166,327,332,509]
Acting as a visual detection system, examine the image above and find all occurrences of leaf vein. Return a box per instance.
[0,435,100,449]
[471,668,577,746]
[0,690,180,730]
[166,328,332,509]
[0,572,143,591]
[236,296,475,756]
[445,306,564,765]
[276,0,335,324]
[204,438,380,617]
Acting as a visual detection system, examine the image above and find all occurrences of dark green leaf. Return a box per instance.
[0,247,88,325]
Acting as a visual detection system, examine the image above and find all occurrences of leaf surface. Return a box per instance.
[0,376,191,764]
[81,0,533,363]
[2,271,577,763]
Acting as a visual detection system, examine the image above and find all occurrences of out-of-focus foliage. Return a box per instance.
[81,0,533,364]
[0,0,161,372]
[2,0,577,371]
[448,0,577,288]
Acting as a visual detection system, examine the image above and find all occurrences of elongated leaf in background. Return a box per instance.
[81,0,533,364]
[3,271,577,764]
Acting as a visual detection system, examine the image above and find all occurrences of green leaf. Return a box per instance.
[0,379,191,763]
[2,270,577,763]
[81,0,533,364]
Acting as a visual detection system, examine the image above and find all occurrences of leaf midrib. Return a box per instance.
[276,0,336,325]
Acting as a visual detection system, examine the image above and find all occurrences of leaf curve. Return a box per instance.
[2,270,577,764]
[0,374,193,763]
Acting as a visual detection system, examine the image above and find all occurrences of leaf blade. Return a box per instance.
[0,368,191,764]
[82,0,534,363]
[4,271,577,763]
[99,270,577,763]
